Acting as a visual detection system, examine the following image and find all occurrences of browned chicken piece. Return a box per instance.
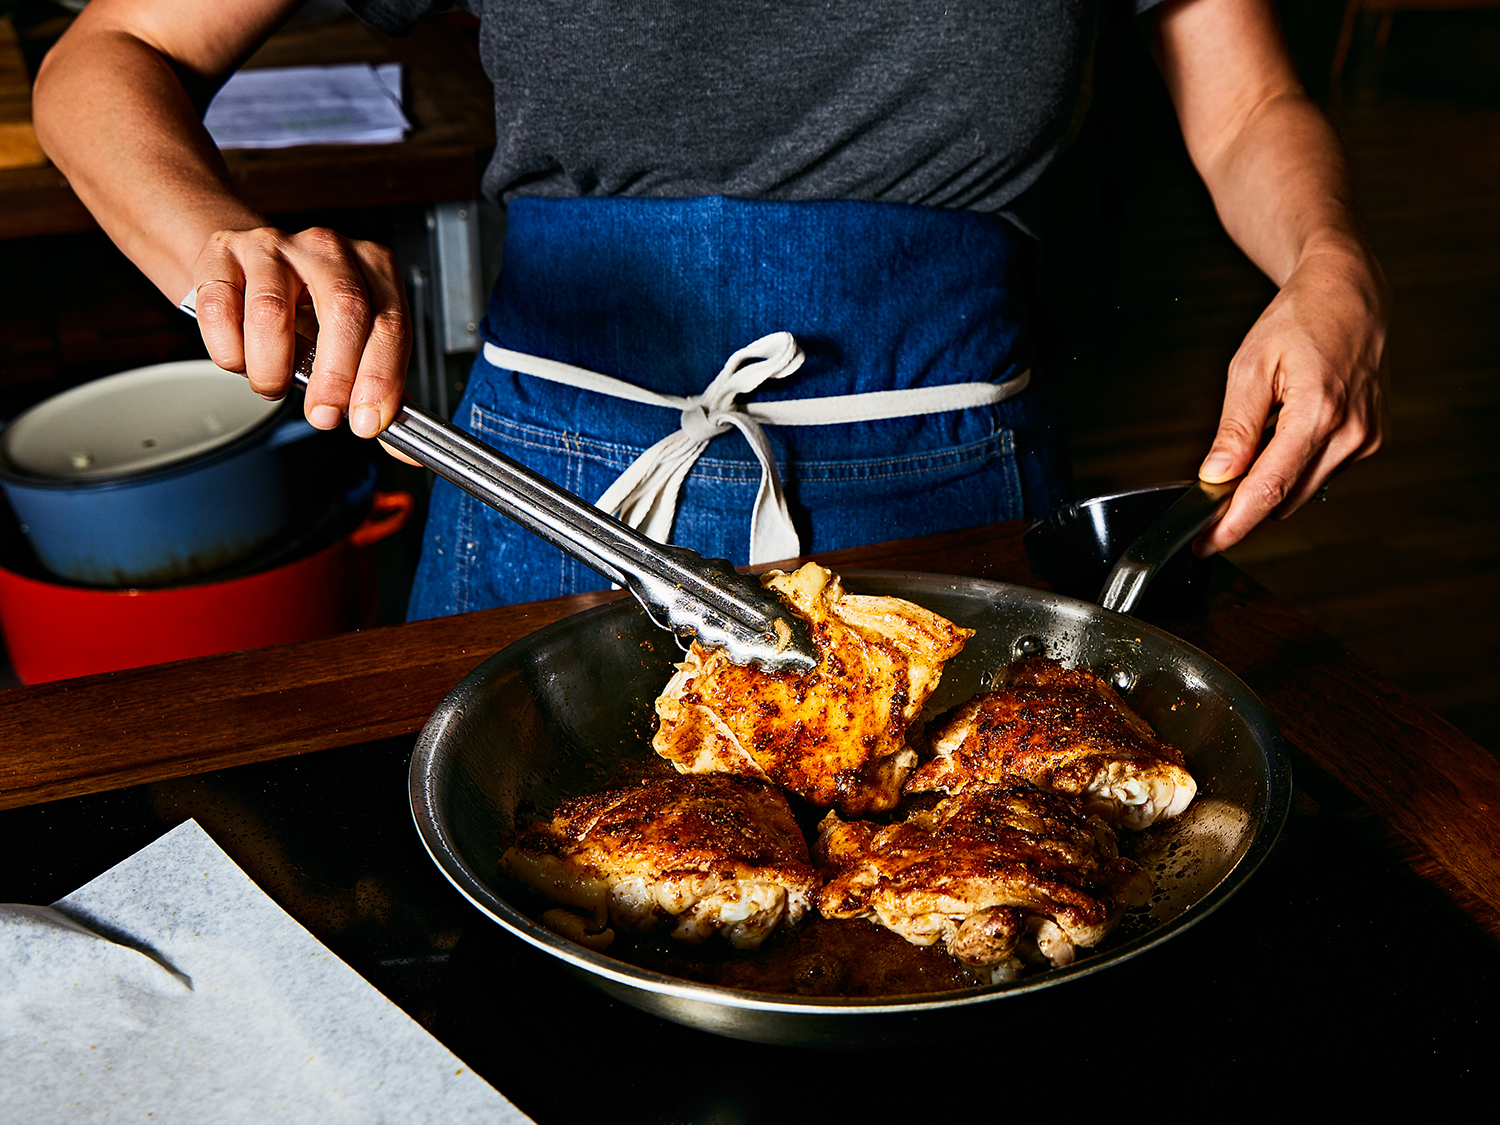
[502,774,820,951]
[652,561,974,816]
[816,781,1153,979]
[907,657,1197,829]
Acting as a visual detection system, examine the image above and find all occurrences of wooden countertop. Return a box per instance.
[4,520,1499,942]
[0,12,494,239]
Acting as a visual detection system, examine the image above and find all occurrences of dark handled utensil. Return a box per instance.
[1095,477,1237,614]
[1024,478,1239,617]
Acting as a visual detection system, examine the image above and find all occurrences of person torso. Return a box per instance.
[351,1,1137,221]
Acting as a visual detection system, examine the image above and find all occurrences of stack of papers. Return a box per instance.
[204,63,411,149]
[0,820,531,1123]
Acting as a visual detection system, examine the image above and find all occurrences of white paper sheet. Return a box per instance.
[204,63,411,149]
[0,819,532,1124]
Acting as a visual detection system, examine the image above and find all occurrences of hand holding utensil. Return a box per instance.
[180,293,817,673]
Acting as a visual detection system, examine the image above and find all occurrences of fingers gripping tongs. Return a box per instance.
[299,350,817,673]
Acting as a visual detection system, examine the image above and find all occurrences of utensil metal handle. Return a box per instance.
[1098,477,1239,615]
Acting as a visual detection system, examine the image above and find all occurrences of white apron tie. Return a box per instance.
[483,332,1029,565]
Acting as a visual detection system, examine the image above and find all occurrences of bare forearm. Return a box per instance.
[1149,0,1374,282]
[1195,91,1367,286]
[31,0,411,438]
[33,24,264,303]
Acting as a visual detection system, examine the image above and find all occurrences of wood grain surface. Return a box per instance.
[1162,567,1500,940]
[0,19,45,171]
[4,521,1499,940]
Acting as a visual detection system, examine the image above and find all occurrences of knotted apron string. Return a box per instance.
[483,332,1030,565]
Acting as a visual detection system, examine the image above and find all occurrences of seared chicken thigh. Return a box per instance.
[503,774,819,951]
[653,562,973,816]
[816,781,1152,978]
[908,657,1197,829]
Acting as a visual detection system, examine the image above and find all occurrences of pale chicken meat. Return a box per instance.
[907,657,1197,829]
[652,561,973,816]
[816,781,1153,978]
[502,774,819,951]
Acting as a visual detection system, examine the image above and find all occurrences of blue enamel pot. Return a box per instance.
[0,360,317,588]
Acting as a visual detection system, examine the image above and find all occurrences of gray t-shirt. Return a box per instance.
[349,1,1156,222]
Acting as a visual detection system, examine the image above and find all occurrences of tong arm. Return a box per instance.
[287,348,817,673]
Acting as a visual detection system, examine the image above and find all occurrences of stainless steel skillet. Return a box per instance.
[408,482,1291,1048]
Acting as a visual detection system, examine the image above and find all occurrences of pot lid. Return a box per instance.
[1,361,282,481]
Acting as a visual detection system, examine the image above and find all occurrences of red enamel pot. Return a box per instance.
[0,491,413,685]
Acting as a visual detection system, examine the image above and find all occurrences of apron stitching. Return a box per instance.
[792,445,1009,483]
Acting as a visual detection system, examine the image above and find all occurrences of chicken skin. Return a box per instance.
[653,562,974,816]
[816,781,1152,978]
[907,657,1197,829]
[502,774,820,951]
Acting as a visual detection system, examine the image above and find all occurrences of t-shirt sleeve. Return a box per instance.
[343,0,461,36]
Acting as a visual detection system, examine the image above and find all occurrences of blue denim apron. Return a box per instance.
[407,196,1066,619]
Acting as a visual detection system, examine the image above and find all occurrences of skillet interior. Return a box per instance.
[410,571,1291,1047]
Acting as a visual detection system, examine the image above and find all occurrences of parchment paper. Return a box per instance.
[0,819,532,1124]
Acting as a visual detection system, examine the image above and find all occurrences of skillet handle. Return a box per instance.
[1098,477,1239,615]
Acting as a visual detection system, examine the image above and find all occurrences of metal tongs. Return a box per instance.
[287,347,818,673]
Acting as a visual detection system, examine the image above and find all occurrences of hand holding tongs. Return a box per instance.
[179,298,817,673]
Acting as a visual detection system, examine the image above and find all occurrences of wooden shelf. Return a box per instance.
[0,18,46,172]
[0,12,495,239]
